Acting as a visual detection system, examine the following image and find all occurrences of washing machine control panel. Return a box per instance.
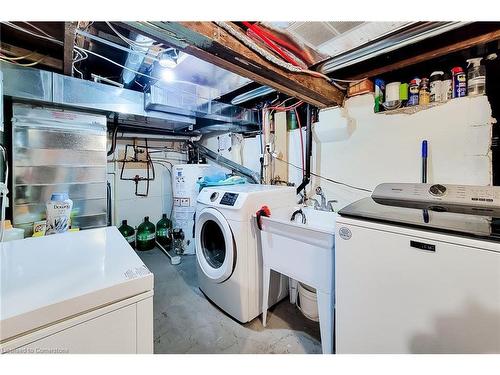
[220,193,239,206]
[372,183,500,208]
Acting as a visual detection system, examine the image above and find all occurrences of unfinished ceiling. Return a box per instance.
[269,21,408,59]
[2,21,497,109]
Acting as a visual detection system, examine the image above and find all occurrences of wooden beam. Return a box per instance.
[63,22,77,76]
[348,28,500,80]
[0,42,63,70]
[119,22,344,108]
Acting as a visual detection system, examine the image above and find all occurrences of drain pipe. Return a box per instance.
[296,104,313,195]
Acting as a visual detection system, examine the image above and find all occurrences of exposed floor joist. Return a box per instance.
[119,22,344,108]
[0,42,63,70]
[63,22,77,75]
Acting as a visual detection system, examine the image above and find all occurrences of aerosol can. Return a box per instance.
[451,67,467,98]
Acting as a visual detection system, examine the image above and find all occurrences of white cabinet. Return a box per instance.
[3,293,153,354]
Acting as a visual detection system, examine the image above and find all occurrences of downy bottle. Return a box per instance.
[156,213,172,247]
[136,216,156,251]
[118,219,135,249]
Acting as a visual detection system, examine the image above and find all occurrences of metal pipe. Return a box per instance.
[319,22,469,74]
[296,105,312,195]
[118,131,201,142]
[76,29,159,62]
[195,143,260,184]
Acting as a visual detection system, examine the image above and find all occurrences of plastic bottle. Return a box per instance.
[429,71,444,102]
[441,72,453,101]
[374,78,385,113]
[45,192,73,235]
[136,216,156,251]
[118,219,136,249]
[156,213,172,247]
[419,78,430,105]
[466,57,486,96]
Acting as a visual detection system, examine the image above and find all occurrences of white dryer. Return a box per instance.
[336,183,500,353]
[195,184,296,323]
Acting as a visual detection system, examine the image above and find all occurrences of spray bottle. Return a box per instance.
[466,57,486,96]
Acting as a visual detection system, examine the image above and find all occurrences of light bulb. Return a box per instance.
[159,52,177,68]
[160,69,175,82]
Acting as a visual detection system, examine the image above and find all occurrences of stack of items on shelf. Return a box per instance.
[372,56,490,113]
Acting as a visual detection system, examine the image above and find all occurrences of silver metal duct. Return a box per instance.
[121,32,155,87]
[0,61,258,133]
[319,22,470,73]
[196,143,260,184]
[231,86,276,105]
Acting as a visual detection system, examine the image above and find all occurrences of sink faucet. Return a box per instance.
[291,208,307,224]
[314,186,336,212]
[327,200,338,212]
[315,186,328,211]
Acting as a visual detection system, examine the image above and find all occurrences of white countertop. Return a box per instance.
[0,226,153,342]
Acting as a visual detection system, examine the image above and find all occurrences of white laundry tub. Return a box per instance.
[259,206,336,354]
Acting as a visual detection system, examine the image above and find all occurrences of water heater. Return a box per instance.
[171,164,211,254]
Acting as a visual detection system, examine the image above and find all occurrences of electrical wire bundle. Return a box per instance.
[215,22,365,91]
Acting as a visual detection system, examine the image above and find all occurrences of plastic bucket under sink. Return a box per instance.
[297,282,319,322]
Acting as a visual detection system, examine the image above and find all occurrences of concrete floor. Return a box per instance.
[137,247,322,354]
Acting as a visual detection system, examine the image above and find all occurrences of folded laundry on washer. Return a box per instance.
[198,175,247,188]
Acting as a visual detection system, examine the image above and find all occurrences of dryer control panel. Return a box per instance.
[372,183,500,208]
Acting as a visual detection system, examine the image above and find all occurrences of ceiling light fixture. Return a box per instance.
[159,51,178,68]
[160,68,175,82]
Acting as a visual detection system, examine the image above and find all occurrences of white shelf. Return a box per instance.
[376,95,486,116]
[376,101,445,115]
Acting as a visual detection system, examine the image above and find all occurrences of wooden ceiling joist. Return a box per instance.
[119,22,344,108]
[0,42,63,70]
[63,22,77,76]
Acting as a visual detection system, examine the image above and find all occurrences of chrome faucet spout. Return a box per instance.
[315,186,327,210]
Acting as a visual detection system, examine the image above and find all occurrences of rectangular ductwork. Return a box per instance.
[0,61,258,133]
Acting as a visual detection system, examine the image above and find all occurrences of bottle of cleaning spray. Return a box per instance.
[466,57,486,96]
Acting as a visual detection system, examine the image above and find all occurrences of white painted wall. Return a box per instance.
[310,94,493,211]
[200,94,494,212]
[107,139,188,229]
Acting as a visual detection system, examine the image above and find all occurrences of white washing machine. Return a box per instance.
[195,184,296,323]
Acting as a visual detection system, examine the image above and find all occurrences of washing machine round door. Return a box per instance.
[195,207,235,283]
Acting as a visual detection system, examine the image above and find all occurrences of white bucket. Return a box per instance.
[297,282,319,322]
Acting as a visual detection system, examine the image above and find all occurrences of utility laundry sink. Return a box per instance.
[259,206,336,354]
